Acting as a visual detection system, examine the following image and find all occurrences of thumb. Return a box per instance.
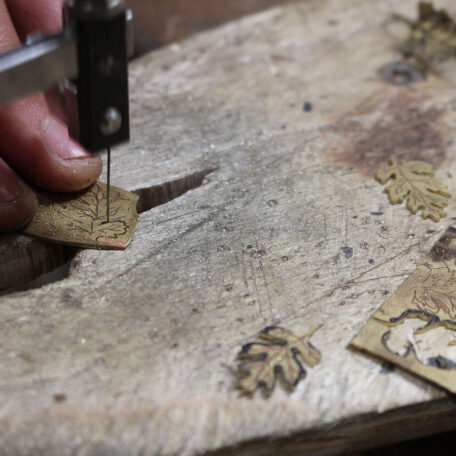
[0,0,102,193]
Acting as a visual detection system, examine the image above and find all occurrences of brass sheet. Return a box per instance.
[23,181,139,250]
[351,227,456,393]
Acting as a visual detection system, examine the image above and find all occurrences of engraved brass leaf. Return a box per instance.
[236,325,321,394]
[412,265,456,320]
[22,181,139,250]
[376,156,450,222]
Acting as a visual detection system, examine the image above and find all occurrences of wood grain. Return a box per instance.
[2,0,456,454]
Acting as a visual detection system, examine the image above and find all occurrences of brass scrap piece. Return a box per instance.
[351,227,456,394]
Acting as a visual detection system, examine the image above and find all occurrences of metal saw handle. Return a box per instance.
[0,0,132,153]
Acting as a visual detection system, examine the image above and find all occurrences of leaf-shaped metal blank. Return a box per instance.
[236,325,321,394]
[376,156,450,222]
[23,181,139,250]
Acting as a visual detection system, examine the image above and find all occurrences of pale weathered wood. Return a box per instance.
[1,0,456,454]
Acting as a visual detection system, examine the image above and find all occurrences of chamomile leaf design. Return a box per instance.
[412,265,456,320]
[376,156,450,222]
[23,181,139,250]
[236,325,322,395]
[56,183,129,239]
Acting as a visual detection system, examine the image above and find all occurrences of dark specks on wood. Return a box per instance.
[379,61,425,86]
[53,394,67,403]
[62,290,82,309]
[250,249,266,258]
[303,101,313,112]
[341,246,353,259]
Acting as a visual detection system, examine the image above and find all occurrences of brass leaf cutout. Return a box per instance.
[376,156,450,222]
[23,181,139,250]
[395,2,456,68]
[236,325,322,395]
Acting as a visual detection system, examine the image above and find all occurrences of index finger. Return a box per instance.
[6,0,63,38]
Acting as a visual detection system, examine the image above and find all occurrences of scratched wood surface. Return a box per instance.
[2,0,456,454]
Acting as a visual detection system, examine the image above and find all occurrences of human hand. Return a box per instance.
[0,0,102,231]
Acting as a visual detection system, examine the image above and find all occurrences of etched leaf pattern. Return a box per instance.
[53,183,129,240]
[412,264,456,320]
[376,156,450,222]
[236,326,321,394]
[23,181,139,250]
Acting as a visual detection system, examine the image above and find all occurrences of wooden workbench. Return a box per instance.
[2,0,456,454]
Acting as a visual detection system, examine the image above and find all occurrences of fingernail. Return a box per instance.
[0,172,24,204]
[43,117,91,159]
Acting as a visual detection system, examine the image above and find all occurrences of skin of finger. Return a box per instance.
[7,1,69,126]
[0,95,102,192]
[0,0,20,51]
[45,87,68,123]
[6,0,63,38]
[0,158,38,231]
[8,0,69,144]
[0,0,102,192]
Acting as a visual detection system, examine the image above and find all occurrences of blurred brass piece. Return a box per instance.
[395,2,456,68]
